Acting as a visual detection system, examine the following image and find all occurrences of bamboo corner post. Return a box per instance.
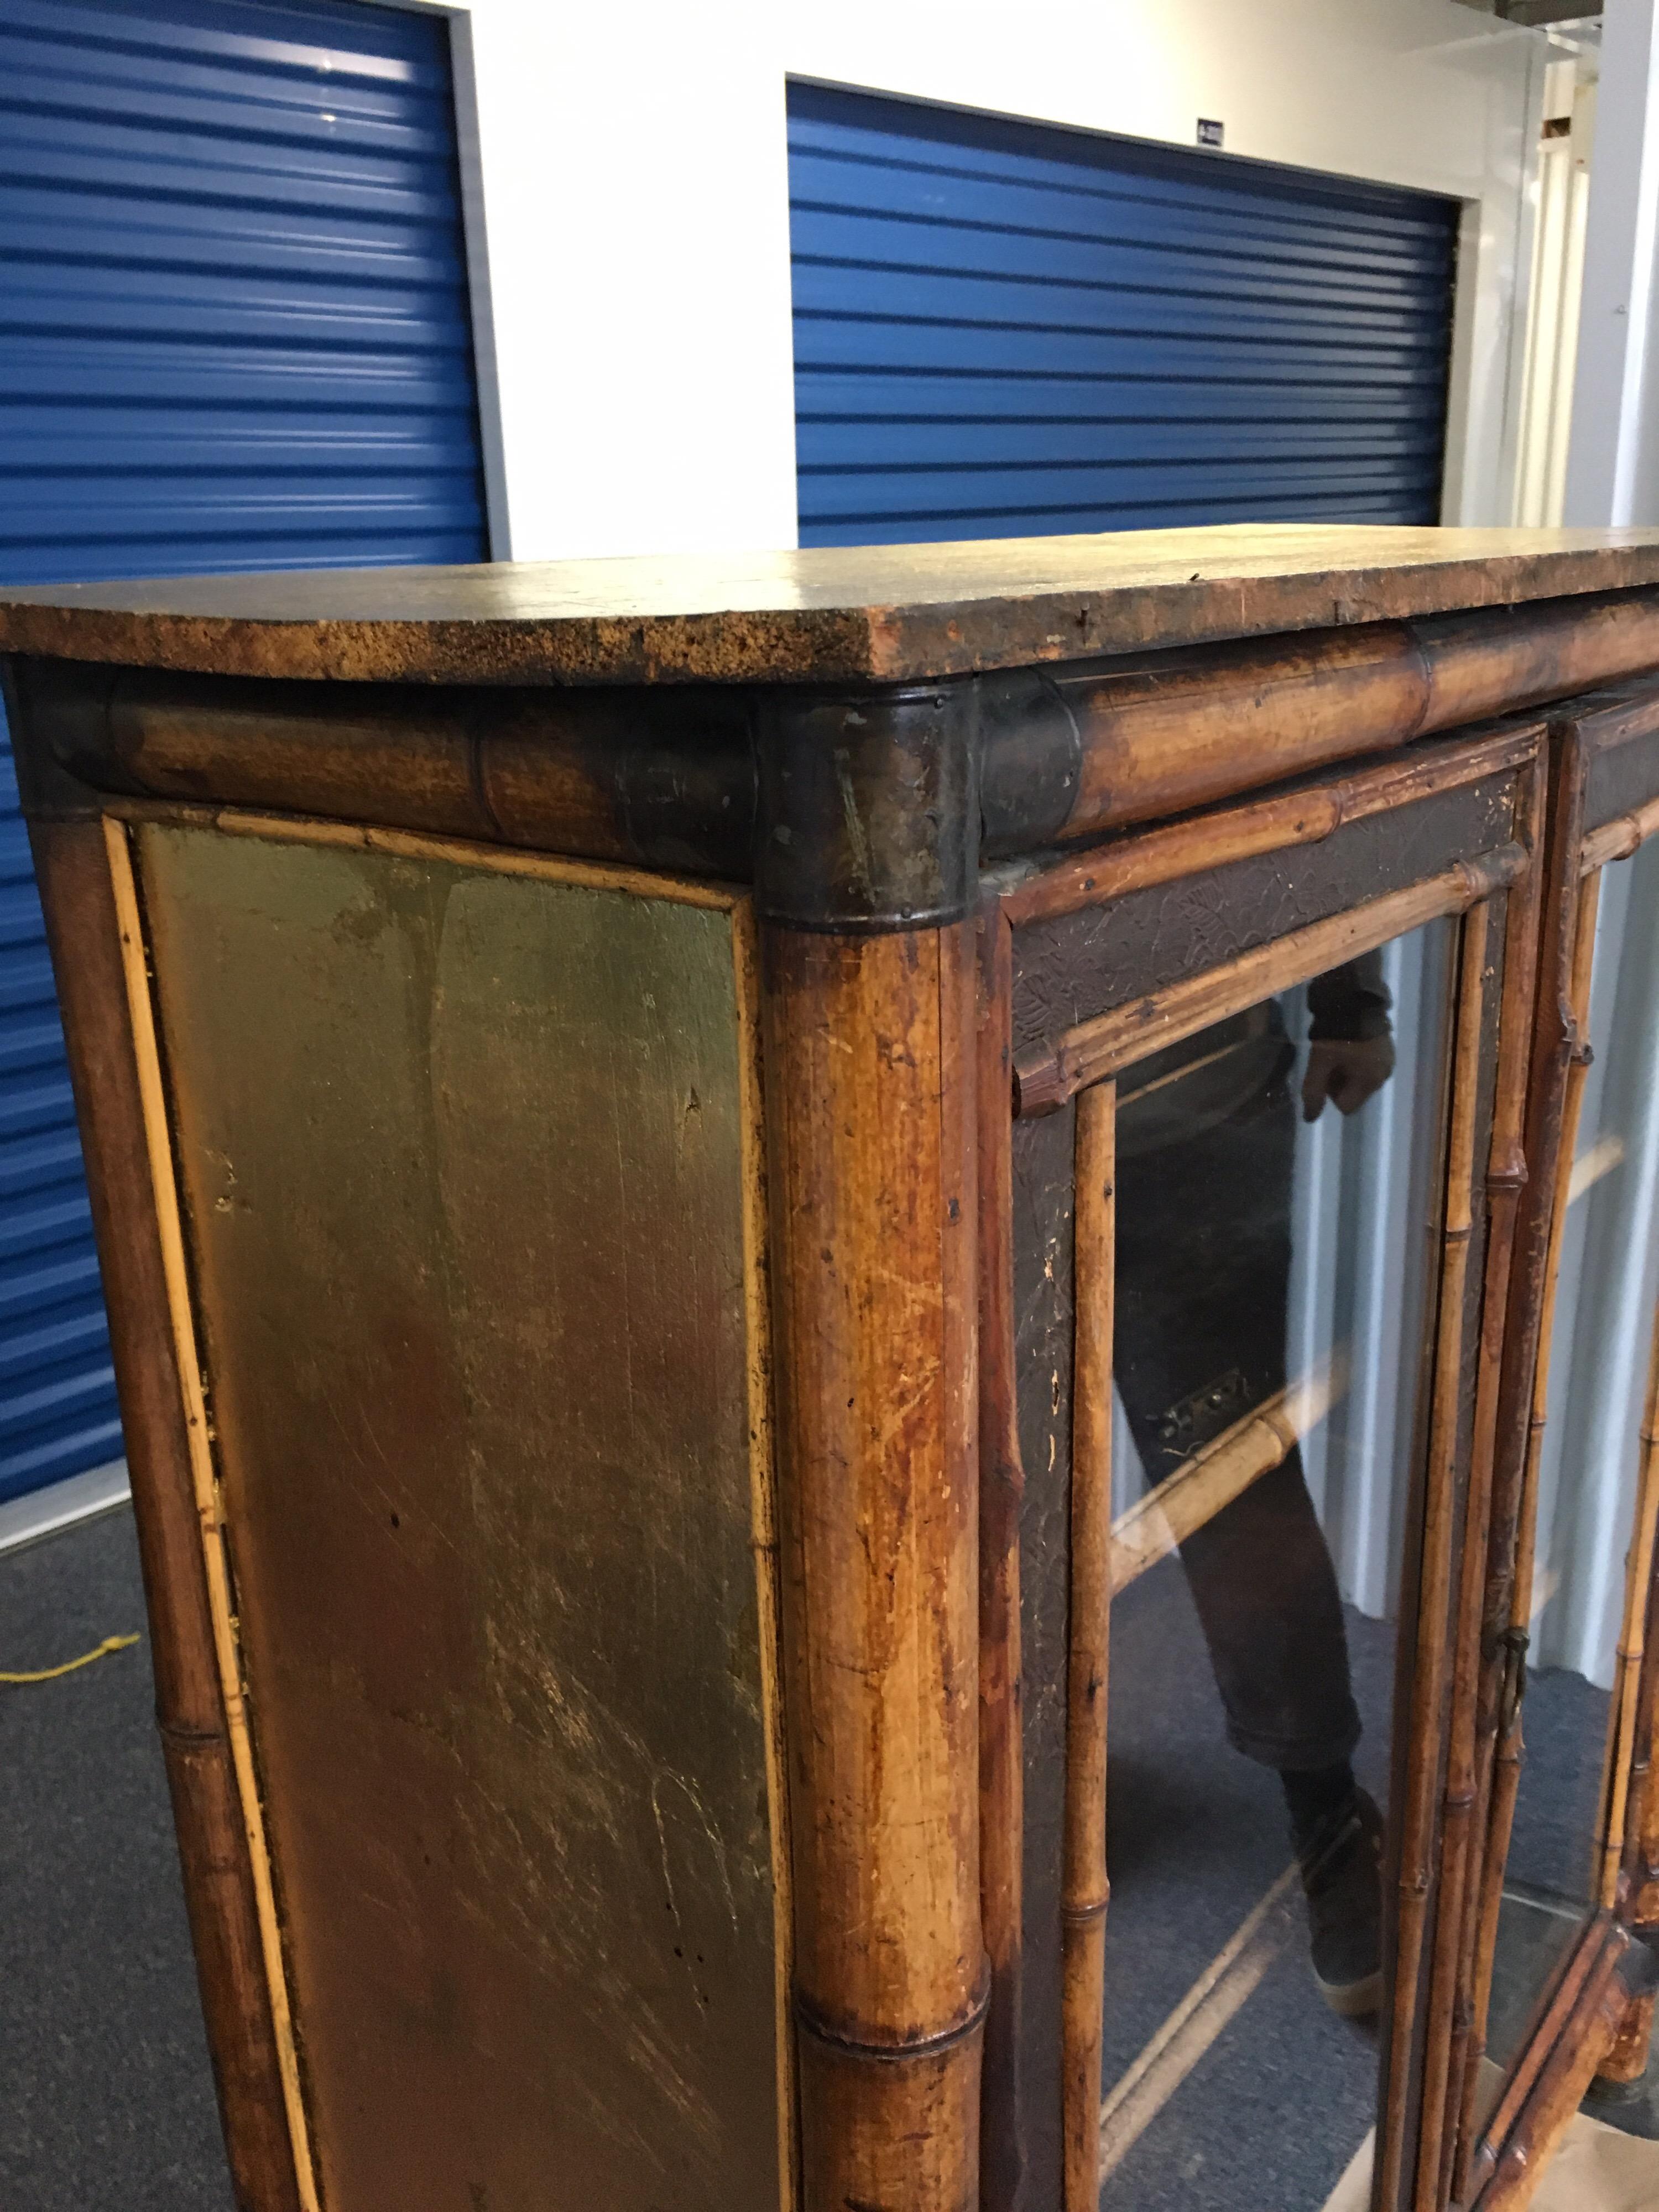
[26,815,306,2212]
[754,686,988,2212]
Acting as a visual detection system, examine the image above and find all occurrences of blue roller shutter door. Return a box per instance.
[0,0,489,1502]
[787,81,1460,546]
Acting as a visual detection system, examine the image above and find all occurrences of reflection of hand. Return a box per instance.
[1301,1035,1396,1121]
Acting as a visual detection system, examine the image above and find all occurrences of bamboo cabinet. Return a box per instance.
[1445,677,1659,2211]
[6,528,1659,2212]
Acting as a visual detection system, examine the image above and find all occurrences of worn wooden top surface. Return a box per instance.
[5,525,1659,686]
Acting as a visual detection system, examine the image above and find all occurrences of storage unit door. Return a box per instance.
[787,81,1459,546]
[0,0,489,1502]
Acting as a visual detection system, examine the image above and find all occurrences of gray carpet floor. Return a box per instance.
[0,1504,1641,2210]
[0,1507,232,2211]
[1099,1550,1398,2211]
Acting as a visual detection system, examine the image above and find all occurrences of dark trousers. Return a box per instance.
[1114,1073,1362,1773]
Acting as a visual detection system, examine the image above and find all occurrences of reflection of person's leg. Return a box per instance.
[1114,1066,1382,2012]
[1113,1073,1359,1772]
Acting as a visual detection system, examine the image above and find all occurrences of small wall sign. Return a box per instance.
[1197,118,1224,148]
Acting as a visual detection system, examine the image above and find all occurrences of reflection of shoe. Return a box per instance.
[1294,1788,1384,2017]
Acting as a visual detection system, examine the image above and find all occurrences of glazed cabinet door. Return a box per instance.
[978,723,1549,2212]
[1460,682,1659,2209]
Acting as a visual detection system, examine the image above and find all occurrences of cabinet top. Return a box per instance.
[5,524,1659,687]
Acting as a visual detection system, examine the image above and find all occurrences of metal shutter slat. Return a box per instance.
[796,372,1446,425]
[0,0,487,1504]
[789,81,1458,551]
[789,107,1457,247]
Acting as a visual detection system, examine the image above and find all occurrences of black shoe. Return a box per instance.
[1293,1787,1384,2017]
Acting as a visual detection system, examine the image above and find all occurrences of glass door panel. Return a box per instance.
[1482,833,1659,2103]
[1099,921,1454,2211]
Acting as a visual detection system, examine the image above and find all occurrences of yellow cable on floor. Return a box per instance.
[0,1632,140,1684]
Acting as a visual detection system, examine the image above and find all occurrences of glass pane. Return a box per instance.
[1101,921,1452,2210]
[1483,834,1659,2098]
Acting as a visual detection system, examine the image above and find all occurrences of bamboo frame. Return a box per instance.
[17,575,1659,863]
[975,903,1026,2212]
[103,804,800,2209]
[1376,897,1494,2212]
[103,817,323,2211]
[1510,868,1603,1667]
[1451,810,1597,2200]
[1051,589,1659,844]
[1600,1516,1659,2089]
[1586,844,1659,2091]
[1408,744,1548,2210]
[1465,1917,1644,2210]
[110,796,745,909]
[731,902,802,2212]
[1473,1912,1608,2168]
[1063,1083,1115,2212]
[25,818,304,2212]
[1579,791,1659,874]
[1000,723,1540,928]
[1596,1992,1657,2086]
[1616,1428,1659,1939]
[1015,844,1527,1118]
[1595,1294,1659,1914]
[1011,743,1542,2212]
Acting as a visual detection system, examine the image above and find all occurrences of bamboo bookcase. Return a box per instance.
[4,526,1659,2212]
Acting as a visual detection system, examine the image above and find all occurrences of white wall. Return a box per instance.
[439,0,1549,561]
[1566,0,1659,525]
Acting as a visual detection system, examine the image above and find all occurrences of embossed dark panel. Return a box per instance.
[1009,768,1517,1056]
[1010,1099,1075,2210]
[1584,721,1659,834]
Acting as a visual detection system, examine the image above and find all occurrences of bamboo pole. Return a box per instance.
[1579,791,1659,875]
[1633,1569,1659,1937]
[104,820,321,2210]
[976,904,1026,2212]
[1451,740,1590,2203]
[1421,760,1547,2208]
[1052,589,1659,843]
[1467,1919,1641,2210]
[1425,885,1531,2212]
[1422,860,1543,2208]
[1015,845,1527,1118]
[26,818,306,2212]
[1601,1371,1659,2092]
[1511,867,1603,1657]
[1626,1551,1659,1946]
[1594,1293,1659,1912]
[1109,1350,1348,1593]
[1376,898,1491,2212]
[1597,1994,1657,2087]
[763,919,985,2212]
[731,904,801,2212]
[1472,1911,1608,2175]
[1063,1082,1115,2212]
[999,723,1539,927]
